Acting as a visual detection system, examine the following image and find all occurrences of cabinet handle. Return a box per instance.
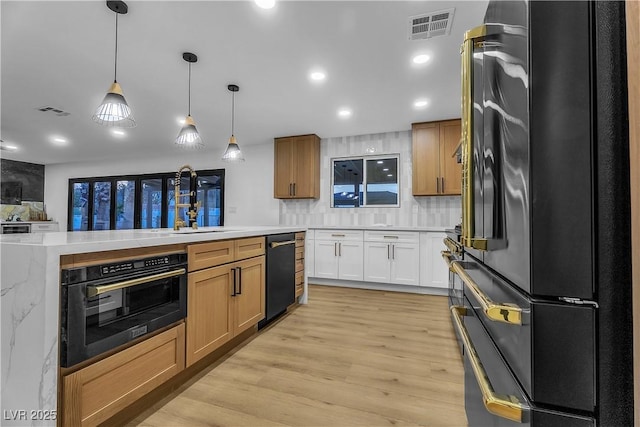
[334,242,337,257]
[392,244,395,260]
[237,266,242,295]
[293,183,296,196]
[331,234,346,237]
[383,235,399,239]
[441,177,445,193]
[387,244,390,259]
[289,183,293,196]
[436,178,440,193]
[339,242,342,256]
[231,267,237,296]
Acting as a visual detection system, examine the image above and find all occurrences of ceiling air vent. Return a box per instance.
[408,8,455,40]
[36,106,70,117]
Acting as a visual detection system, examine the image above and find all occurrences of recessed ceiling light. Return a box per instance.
[310,71,326,81]
[377,160,384,164]
[414,99,429,108]
[387,174,393,177]
[255,0,275,9]
[51,136,69,146]
[413,54,430,64]
[338,108,352,118]
[112,129,126,137]
[383,168,389,172]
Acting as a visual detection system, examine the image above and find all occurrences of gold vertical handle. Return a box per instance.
[450,306,527,422]
[461,25,488,251]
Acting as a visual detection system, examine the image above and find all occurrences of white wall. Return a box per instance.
[44,143,280,229]
[279,130,461,228]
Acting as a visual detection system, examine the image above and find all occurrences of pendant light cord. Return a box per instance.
[114,12,119,83]
[188,63,192,116]
[231,92,235,136]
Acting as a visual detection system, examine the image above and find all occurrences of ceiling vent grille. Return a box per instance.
[36,106,70,117]
[408,8,455,40]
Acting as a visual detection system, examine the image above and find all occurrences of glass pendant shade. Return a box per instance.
[92,82,135,127]
[222,135,245,162]
[175,115,204,149]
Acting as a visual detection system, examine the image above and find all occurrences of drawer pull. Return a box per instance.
[451,261,523,325]
[450,306,527,423]
[383,235,399,239]
[331,234,346,237]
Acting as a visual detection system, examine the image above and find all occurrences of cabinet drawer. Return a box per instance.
[314,229,363,242]
[364,230,419,243]
[295,270,304,286]
[31,222,59,232]
[234,237,265,261]
[61,324,185,426]
[295,258,304,273]
[295,232,305,247]
[188,240,235,272]
[295,246,304,260]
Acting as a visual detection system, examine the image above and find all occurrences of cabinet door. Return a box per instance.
[338,241,364,281]
[186,265,233,367]
[274,137,294,198]
[314,240,339,279]
[412,122,440,196]
[232,256,266,336]
[439,120,462,195]
[420,232,448,289]
[390,243,420,286]
[291,135,320,198]
[363,242,391,283]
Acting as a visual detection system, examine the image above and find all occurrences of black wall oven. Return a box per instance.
[60,252,187,368]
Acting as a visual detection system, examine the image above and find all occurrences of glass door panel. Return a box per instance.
[115,180,136,230]
[71,182,89,231]
[140,179,162,229]
[196,174,222,226]
[93,182,111,230]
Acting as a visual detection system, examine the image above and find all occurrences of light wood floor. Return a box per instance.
[128,285,467,427]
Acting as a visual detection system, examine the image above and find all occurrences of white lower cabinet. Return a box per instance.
[313,230,363,281]
[419,232,448,289]
[363,231,420,286]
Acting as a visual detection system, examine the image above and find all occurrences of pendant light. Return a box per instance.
[92,1,135,128]
[175,52,204,149]
[221,84,245,162]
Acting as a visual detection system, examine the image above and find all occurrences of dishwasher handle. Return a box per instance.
[269,240,296,248]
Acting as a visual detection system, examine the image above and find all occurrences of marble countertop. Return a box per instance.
[0,225,306,253]
[306,225,450,232]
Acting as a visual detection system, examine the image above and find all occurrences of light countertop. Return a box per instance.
[306,225,450,232]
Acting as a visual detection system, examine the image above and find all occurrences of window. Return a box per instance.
[331,155,399,208]
[68,169,225,231]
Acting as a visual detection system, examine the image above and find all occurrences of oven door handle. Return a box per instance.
[451,261,524,325]
[86,268,186,298]
[450,305,528,423]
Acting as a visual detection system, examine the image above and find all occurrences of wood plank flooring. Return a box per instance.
[128,285,467,427]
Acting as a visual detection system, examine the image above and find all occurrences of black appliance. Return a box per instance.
[1,223,31,234]
[258,233,296,329]
[447,1,632,426]
[60,252,187,368]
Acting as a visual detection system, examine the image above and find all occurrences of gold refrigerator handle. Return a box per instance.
[441,250,455,272]
[450,260,524,325]
[450,306,527,423]
[86,268,186,298]
[460,24,488,251]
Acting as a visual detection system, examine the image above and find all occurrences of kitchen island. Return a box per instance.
[0,226,305,426]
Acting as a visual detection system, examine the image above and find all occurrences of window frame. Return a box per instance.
[67,169,225,231]
[330,154,400,208]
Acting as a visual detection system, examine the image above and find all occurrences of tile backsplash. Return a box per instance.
[279,130,462,228]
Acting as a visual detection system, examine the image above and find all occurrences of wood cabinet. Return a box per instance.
[61,324,185,426]
[363,231,420,286]
[313,230,364,281]
[412,119,462,195]
[186,237,266,367]
[295,232,305,298]
[274,134,321,199]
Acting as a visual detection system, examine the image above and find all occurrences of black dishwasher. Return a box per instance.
[258,233,296,329]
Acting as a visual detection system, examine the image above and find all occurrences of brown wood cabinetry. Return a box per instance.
[412,119,462,196]
[186,237,266,367]
[274,134,321,199]
[294,232,305,297]
[61,324,185,426]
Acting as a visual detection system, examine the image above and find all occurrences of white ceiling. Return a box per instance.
[1,0,488,166]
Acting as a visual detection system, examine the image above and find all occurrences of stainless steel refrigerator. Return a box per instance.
[444,1,632,425]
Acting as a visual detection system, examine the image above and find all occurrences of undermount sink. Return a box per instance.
[171,227,237,234]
